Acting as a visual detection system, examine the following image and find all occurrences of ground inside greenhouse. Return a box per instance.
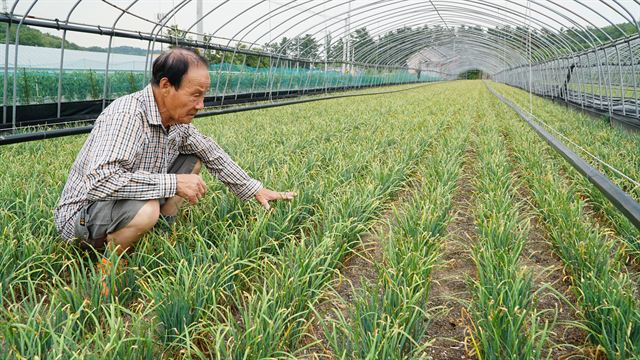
[308,116,590,359]
[2,80,638,359]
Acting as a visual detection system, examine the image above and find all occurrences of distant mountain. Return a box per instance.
[83,46,153,56]
[0,23,82,50]
[0,24,155,56]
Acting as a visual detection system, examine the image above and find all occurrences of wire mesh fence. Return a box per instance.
[0,0,639,135]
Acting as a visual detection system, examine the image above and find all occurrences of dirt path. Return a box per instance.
[424,147,478,360]
[300,179,421,359]
[514,186,589,359]
[501,132,590,359]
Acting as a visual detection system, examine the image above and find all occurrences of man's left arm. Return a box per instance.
[178,125,296,209]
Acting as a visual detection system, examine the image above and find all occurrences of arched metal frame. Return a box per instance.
[0,0,639,133]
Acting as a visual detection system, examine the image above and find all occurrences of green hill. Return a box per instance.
[0,24,150,55]
[0,24,83,49]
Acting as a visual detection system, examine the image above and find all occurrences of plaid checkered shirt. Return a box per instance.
[54,85,262,241]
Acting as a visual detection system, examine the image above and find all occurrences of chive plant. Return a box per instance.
[222,118,443,357]
[321,105,468,358]
[492,82,640,255]
[2,81,636,358]
[157,84,450,356]
[494,86,640,359]
[4,88,429,357]
[467,93,551,359]
[142,95,430,354]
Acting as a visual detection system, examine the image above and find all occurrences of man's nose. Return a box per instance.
[195,98,204,110]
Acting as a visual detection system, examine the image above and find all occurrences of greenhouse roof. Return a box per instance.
[3,1,639,74]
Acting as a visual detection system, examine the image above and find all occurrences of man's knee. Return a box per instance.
[132,199,160,231]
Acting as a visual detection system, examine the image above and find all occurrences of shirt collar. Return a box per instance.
[143,84,164,127]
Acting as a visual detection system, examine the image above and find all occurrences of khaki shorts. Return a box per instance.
[74,154,199,250]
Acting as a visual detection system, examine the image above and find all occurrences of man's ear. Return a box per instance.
[159,77,172,94]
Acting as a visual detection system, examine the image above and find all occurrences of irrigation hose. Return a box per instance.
[485,81,640,230]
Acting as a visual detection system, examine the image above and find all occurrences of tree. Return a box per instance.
[235,44,270,68]
[351,28,374,63]
[297,34,320,60]
[202,34,223,64]
[276,37,291,56]
[165,25,192,48]
[377,26,426,66]
[329,38,344,62]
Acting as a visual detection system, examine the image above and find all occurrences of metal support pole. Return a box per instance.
[603,47,613,117]
[577,55,585,109]
[234,54,248,100]
[595,48,605,110]
[629,40,639,118]
[614,44,625,116]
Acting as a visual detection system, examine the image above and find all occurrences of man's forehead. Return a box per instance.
[184,67,210,88]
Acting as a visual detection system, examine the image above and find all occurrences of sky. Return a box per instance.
[7,0,639,49]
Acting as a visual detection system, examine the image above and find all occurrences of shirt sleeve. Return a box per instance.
[177,124,262,201]
[85,112,177,201]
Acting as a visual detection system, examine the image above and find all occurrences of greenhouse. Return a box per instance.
[1,0,639,358]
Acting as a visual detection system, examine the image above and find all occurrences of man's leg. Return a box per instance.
[74,155,201,254]
[74,198,160,296]
[94,200,158,296]
[75,199,160,256]
[108,154,200,251]
[161,156,202,217]
[107,199,160,254]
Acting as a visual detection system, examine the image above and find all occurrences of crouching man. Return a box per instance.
[54,47,295,255]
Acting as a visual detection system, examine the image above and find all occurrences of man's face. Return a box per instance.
[164,65,210,125]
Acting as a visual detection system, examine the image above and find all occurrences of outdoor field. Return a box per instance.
[1,80,639,358]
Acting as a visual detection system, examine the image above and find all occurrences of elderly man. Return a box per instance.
[55,47,295,255]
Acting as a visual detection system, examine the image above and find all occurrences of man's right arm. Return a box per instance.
[84,112,177,201]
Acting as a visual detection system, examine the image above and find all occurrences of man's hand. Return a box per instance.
[255,187,297,210]
[176,174,207,204]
